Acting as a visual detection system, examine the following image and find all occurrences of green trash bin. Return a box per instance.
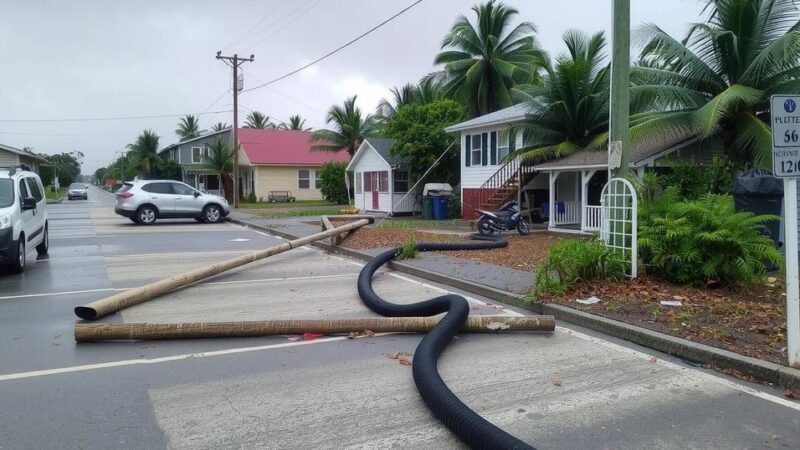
[422,195,434,220]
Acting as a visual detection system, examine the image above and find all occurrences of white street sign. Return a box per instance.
[772,95,800,177]
[608,140,622,170]
[771,95,800,367]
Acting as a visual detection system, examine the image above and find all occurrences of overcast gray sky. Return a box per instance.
[0,0,705,173]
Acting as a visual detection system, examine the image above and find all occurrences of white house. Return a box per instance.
[0,143,48,174]
[346,138,420,215]
[445,103,719,233]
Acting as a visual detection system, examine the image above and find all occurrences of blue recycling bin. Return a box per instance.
[432,196,448,220]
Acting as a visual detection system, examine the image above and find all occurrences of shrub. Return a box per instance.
[318,161,349,205]
[638,187,781,286]
[657,157,734,200]
[246,190,257,203]
[395,234,419,260]
[536,239,627,296]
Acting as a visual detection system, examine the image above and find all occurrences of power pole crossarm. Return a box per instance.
[216,51,255,208]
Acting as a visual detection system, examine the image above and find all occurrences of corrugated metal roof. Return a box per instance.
[238,129,350,166]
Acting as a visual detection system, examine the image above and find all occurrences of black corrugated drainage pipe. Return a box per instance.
[357,236,536,450]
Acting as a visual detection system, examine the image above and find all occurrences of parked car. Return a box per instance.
[114,180,230,225]
[0,166,49,273]
[67,182,88,200]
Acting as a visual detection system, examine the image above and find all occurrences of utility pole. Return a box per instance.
[216,51,255,208]
[609,0,631,178]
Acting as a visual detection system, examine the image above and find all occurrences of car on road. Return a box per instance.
[0,166,48,273]
[67,182,88,200]
[114,179,230,225]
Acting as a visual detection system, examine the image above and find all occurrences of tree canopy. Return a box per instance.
[311,96,377,158]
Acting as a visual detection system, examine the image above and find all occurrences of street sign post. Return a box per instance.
[771,94,800,367]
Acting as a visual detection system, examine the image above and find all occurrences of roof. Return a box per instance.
[0,143,49,163]
[237,129,350,166]
[444,103,535,133]
[157,128,230,154]
[534,131,698,171]
[346,138,409,171]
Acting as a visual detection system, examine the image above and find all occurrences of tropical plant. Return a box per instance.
[39,151,83,186]
[536,239,627,296]
[311,96,377,157]
[202,138,234,197]
[278,114,311,131]
[153,158,182,180]
[317,161,349,204]
[244,111,275,129]
[433,0,546,117]
[175,115,204,141]
[211,122,230,132]
[511,30,610,163]
[631,0,800,168]
[638,185,782,286]
[383,99,465,185]
[376,78,445,121]
[656,157,735,200]
[126,130,161,178]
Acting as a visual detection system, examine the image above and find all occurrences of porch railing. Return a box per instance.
[583,205,602,231]
[553,201,580,225]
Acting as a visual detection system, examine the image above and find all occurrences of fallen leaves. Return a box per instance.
[552,379,563,387]
[388,352,413,366]
[785,389,800,400]
[348,329,376,339]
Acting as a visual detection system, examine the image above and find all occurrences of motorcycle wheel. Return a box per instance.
[477,217,496,236]
[517,219,531,236]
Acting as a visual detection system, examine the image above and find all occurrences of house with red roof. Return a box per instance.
[159,128,349,202]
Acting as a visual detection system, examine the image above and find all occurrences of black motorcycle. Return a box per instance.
[476,200,530,236]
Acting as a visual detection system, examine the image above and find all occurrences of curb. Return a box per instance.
[231,217,800,392]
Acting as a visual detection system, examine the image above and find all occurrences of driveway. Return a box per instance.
[0,185,798,449]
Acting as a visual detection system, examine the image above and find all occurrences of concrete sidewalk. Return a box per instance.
[229,210,536,295]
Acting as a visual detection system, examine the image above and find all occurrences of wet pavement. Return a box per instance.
[1,187,798,449]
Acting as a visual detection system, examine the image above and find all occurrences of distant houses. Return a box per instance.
[0,143,48,173]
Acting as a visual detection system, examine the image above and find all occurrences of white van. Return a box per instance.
[0,166,49,273]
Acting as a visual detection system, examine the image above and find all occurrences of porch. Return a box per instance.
[538,169,608,234]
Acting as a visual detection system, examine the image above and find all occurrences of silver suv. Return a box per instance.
[0,166,49,273]
[114,180,230,225]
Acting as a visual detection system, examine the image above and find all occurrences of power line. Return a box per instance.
[247,0,324,49]
[0,110,232,124]
[240,68,324,114]
[222,0,284,50]
[242,0,425,92]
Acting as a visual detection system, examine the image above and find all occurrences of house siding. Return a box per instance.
[0,150,19,166]
[254,165,325,201]
[349,144,393,213]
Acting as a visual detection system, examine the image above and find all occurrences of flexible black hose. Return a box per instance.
[357,235,536,450]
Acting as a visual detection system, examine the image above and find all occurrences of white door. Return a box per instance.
[24,177,46,247]
[171,182,204,215]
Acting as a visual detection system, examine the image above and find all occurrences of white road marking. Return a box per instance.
[554,326,800,411]
[229,238,250,242]
[0,336,367,382]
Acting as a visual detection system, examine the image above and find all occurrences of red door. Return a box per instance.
[372,189,379,209]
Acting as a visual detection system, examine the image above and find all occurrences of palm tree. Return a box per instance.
[310,96,376,157]
[176,115,204,141]
[511,30,610,163]
[376,78,445,121]
[202,138,233,197]
[631,0,800,168]
[433,0,546,117]
[211,122,230,132]
[278,114,311,131]
[244,111,275,129]
[126,130,161,178]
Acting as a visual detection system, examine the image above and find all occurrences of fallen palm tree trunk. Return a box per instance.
[74,218,372,321]
[74,315,555,342]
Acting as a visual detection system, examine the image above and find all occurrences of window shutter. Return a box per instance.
[481,133,488,166]
[490,131,497,165]
[465,135,471,167]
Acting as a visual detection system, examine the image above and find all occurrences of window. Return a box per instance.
[171,183,196,196]
[393,171,409,193]
[0,180,13,208]
[18,179,29,203]
[142,182,173,194]
[355,172,362,194]
[298,170,310,189]
[498,129,510,162]
[191,146,207,163]
[471,134,482,165]
[362,171,388,193]
[314,170,321,189]
[26,178,43,202]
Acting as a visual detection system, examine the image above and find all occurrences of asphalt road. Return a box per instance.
[0,185,798,449]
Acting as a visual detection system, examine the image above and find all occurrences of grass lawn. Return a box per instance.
[238,200,343,209]
[45,187,66,201]
[244,204,347,218]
